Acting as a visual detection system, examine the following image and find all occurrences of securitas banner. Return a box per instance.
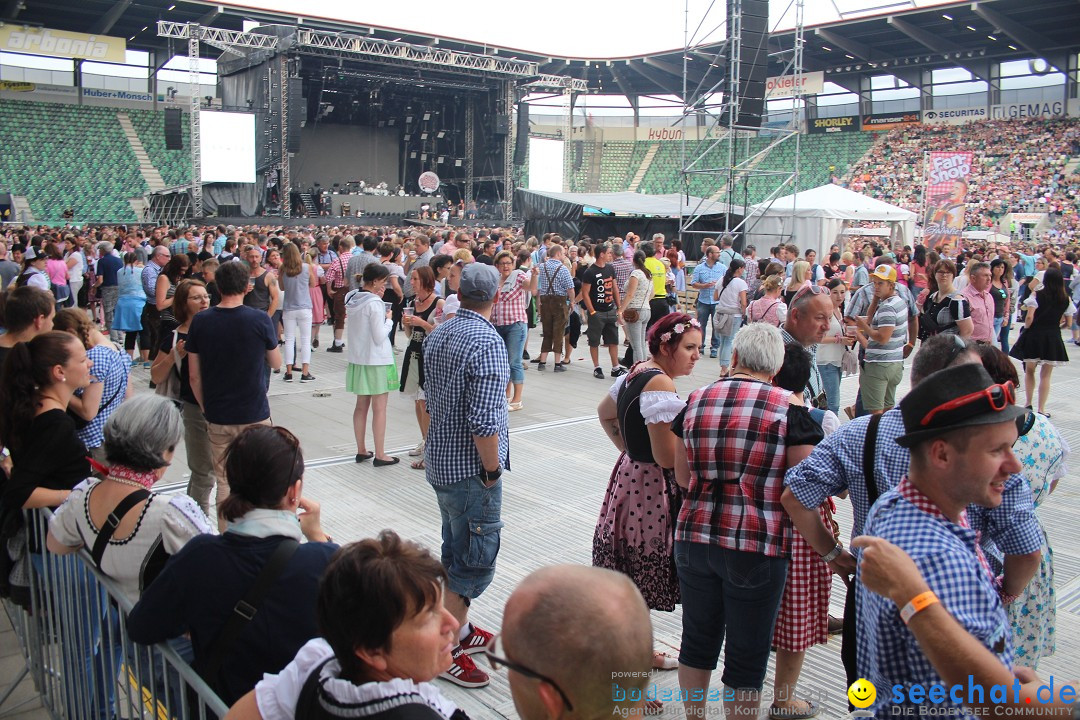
[862,112,921,131]
[922,106,988,125]
[808,115,859,134]
[923,151,973,250]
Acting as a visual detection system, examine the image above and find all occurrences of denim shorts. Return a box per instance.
[674,541,788,690]
[432,475,504,599]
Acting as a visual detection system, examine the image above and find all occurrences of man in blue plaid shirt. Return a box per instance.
[856,363,1026,718]
[422,262,510,690]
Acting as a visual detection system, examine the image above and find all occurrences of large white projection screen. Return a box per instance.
[199,111,256,183]
[527,138,564,192]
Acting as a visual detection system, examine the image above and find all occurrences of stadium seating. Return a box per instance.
[125,107,193,188]
[844,117,1080,238]
[0,100,144,221]
[0,99,197,222]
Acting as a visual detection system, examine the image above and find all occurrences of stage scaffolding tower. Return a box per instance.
[679,0,806,247]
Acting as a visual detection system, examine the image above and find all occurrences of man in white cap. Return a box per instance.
[422,262,510,689]
[853,263,908,414]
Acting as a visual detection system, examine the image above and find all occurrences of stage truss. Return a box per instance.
[679,0,806,245]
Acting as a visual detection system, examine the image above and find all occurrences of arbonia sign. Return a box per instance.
[0,26,126,63]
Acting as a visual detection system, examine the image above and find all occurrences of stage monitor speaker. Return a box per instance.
[164,108,183,150]
[287,77,304,153]
[494,114,511,135]
[513,103,529,165]
[726,0,769,128]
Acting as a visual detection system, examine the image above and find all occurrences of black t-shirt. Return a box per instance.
[2,409,89,514]
[580,263,616,312]
[186,305,277,425]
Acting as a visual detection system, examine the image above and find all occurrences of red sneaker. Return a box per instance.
[459,624,495,656]
[439,645,490,688]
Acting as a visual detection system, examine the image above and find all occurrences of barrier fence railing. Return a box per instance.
[2,508,228,720]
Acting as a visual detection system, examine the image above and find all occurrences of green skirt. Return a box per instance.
[346,363,400,396]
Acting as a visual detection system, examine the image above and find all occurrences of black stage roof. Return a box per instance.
[4,0,1080,97]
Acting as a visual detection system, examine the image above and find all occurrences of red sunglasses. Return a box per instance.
[920,381,1015,427]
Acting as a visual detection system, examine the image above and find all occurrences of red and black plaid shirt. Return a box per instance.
[674,377,792,558]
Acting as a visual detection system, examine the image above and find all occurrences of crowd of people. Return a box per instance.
[845,117,1080,241]
[0,218,1077,719]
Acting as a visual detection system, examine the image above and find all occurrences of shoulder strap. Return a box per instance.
[201,538,300,683]
[294,657,334,720]
[91,489,151,568]
[863,413,883,507]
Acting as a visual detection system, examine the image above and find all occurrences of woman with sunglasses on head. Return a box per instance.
[400,266,443,470]
[492,250,537,412]
[973,344,1064,670]
[989,258,1016,354]
[150,279,216,514]
[127,425,337,707]
[225,530,470,720]
[1009,267,1073,418]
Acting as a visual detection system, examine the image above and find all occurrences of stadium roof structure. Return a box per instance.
[4,0,1080,97]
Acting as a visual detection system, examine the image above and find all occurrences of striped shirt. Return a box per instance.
[865,293,907,363]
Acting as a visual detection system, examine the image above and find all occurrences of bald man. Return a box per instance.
[495,565,653,719]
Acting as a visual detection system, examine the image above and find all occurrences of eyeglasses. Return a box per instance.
[920,381,1015,427]
[792,283,828,303]
[484,634,573,711]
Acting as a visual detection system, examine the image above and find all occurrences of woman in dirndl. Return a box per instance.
[594,313,701,683]
[1009,267,1073,417]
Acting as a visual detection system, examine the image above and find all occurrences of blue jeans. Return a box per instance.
[496,322,527,385]
[674,542,788,689]
[999,321,1012,355]
[432,475,504,599]
[818,362,842,415]
[716,313,743,368]
[696,301,720,351]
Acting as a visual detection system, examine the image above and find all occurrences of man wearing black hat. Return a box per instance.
[856,364,1026,719]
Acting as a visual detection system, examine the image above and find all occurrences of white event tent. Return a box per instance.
[745,184,917,258]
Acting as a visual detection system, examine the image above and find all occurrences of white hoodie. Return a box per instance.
[344,289,394,366]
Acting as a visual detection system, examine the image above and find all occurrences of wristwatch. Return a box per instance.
[482,466,502,484]
[820,543,844,563]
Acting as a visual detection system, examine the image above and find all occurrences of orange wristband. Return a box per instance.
[899,590,939,625]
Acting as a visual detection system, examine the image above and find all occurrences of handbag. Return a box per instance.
[841,346,859,376]
[154,330,182,402]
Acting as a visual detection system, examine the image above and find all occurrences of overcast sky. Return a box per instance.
[220,0,960,57]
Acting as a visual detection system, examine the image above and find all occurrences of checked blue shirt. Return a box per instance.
[784,407,1042,558]
[422,309,510,486]
[858,478,1012,719]
[691,260,725,305]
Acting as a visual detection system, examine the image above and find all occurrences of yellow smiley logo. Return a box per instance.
[848,678,877,709]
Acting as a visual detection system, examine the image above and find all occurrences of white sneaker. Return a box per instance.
[408,439,426,457]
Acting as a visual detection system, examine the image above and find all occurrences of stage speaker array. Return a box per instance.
[727,0,769,128]
[494,114,511,136]
[573,141,583,170]
[513,103,529,166]
[164,108,183,150]
[287,77,304,153]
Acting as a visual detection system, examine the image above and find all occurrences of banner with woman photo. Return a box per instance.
[922,151,973,250]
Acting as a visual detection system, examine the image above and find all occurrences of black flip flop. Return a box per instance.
[373,457,400,467]
[355,452,374,463]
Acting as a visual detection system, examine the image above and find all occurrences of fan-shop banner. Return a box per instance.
[923,151,973,250]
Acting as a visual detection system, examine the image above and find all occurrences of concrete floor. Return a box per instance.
[3,321,1079,719]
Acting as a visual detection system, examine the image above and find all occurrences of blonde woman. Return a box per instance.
[745,274,787,327]
[783,260,811,305]
[279,243,318,382]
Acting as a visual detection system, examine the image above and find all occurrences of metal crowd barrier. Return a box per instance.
[2,508,228,720]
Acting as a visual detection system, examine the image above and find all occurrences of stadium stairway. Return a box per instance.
[627,143,659,191]
[117,112,166,192]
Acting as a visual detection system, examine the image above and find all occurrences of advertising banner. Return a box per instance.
[861,111,920,131]
[923,151,973,250]
[0,81,34,92]
[0,26,126,63]
[808,115,859,134]
[990,101,1066,120]
[765,71,824,99]
[922,106,987,125]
